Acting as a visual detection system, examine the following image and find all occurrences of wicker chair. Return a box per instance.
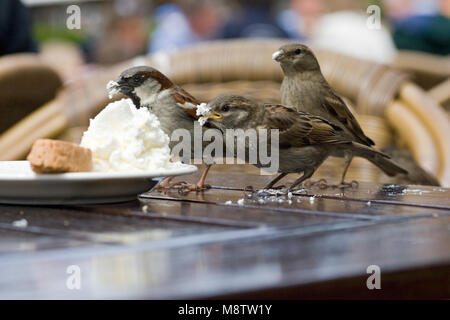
[0,54,62,136]
[1,39,449,186]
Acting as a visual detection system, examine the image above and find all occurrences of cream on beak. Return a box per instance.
[272,50,285,61]
[198,111,221,126]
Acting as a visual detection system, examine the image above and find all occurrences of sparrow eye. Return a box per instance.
[221,105,230,112]
[294,48,302,55]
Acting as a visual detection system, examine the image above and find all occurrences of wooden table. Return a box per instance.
[0,165,449,299]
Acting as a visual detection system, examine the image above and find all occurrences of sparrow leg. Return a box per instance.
[156,177,196,190]
[181,164,212,192]
[263,173,288,189]
[156,165,213,193]
[340,155,352,183]
[303,178,328,188]
[195,164,212,190]
[335,155,358,188]
[155,177,175,190]
[288,169,314,192]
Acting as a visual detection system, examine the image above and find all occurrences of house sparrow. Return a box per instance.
[273,44,407,184]
[109,66,212,191]
[204,94,407,191]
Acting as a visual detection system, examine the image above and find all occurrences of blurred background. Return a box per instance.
[8,0,449,67]
[0,0,449,186]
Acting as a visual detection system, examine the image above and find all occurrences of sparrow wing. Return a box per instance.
[322,89,375,146]
[171,86,200,119]
[263,104,347,148]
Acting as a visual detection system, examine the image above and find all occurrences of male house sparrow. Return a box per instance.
[205,94,407,191]
[273,44,407,185]
[110,66,212,191]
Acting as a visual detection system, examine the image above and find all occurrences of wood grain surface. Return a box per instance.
[0,165,448,299]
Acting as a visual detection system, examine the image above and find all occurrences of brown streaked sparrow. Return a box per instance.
[273,44,407,185]
[204,94,407,191]
[109,66,212,191]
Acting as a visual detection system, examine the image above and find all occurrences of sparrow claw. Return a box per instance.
[303,179,327,188]
[330,180,359,189]
[155,180,186,192]
[156,179,211,195]
[175,182,211,195]
[317,180,330,189]
[301,179,359,190]
[155,185,165,192]
[199,183,212,190]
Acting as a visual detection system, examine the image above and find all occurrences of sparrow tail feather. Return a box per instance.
[350,142,408,176]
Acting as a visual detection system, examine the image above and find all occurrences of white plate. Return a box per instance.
[0,161,197,205]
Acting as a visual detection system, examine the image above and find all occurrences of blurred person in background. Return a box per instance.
[219,0,288,39]
[0,0,37,55]
[94,14,149,64]
[285,0,397,63]
[278,0,325,40]
[386,0,450,55]
[148,0,223,53]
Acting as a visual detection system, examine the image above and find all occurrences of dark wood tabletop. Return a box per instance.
[0,165,449,299]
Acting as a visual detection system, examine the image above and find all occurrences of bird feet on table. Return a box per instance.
[155,179,184,191]
[302,179,358,189]
[330,180,359,189]
[303,179,329,189]
[155,179,176,191]
[175,182,211,195]
[156,180,211,194]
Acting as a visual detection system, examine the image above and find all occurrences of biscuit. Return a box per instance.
[27,139,92,174]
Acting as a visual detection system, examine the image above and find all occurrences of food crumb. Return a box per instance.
[12,219,28,228]
[198,117,208,126]
[106,80,120,99]
[237,198,245,205]
[142,205,148,213]
[196,103,210,116]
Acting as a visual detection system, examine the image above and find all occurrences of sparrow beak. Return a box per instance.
[272,50,285,62]
[115,76,126,86]
[114,76,133,94]
[204,112,222,120]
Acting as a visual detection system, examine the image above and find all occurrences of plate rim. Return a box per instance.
[0,161,198,181]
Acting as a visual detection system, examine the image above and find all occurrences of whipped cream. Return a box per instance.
[196,103,210,116]
[80,98,180,172]
[106,80,120,99]
[196,103,211,126]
